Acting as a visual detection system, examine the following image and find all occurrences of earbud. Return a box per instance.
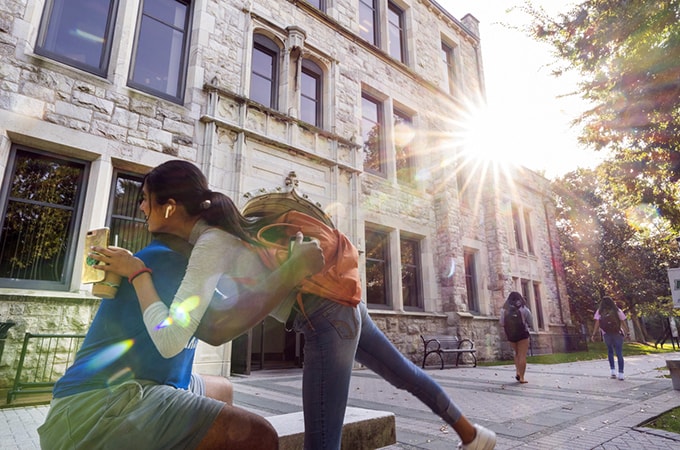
[165,206,172,219]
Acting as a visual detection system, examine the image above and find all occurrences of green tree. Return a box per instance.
[524,0,680,226]
[553,167,677,340]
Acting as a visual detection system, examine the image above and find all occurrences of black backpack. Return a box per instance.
[600,308,620,334]
[504,303,526,341]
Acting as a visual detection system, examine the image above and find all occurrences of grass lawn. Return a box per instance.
[479,341,680,366]
[482,341,680,435]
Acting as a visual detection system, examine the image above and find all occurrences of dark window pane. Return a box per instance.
[401,237,421,309]
[534,283,544,329]
[388,3,404,62]
[143,0,186,27]
[441,41,455,95]
[362,94,384,175]
[394,111,414,184]
[305,0,323,10]
[464,251,478,312]
[512,204,523,250]
[301,61,322,127]
[0,150,86,287]
[251,39,278,108]
[36,0,117,75]
[129,0,190,102]
[108,173,152,254]
[524,210,534,254]
[366,229,388,306]
[359,0,376,45]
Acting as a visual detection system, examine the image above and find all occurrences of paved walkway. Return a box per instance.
[2,352,680,449]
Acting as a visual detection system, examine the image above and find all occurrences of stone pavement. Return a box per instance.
[2,352,680,449]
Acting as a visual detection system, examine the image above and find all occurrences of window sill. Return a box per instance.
[0,288,100,301]
[367,308,447,318]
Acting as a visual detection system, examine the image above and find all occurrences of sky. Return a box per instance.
[438,1,607,179]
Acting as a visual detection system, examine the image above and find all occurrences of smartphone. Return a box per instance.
[82,228,109,284]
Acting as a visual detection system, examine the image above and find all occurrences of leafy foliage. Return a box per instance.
[523,0,680,225]
[552,167,678,338]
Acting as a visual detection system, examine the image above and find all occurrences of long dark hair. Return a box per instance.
[599,296,618,314]
[506,291,525,309]
[143,160,256,244]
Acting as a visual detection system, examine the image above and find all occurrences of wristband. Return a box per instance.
[128,267,153,284]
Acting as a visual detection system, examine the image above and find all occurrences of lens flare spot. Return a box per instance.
[625,203,660,231]
[444,258,455,278]
[85,339,134,372]
[156,295,200,329]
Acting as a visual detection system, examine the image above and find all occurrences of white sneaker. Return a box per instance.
[610,369,616,379]
[617,372,624,380]
[458,424,496,450]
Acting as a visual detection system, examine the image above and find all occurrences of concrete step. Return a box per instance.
[266,406,396,450]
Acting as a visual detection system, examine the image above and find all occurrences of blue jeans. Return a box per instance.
[294,298,463,450]
[603,332,624,373]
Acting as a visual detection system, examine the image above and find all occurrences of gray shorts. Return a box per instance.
[38,379,224,450]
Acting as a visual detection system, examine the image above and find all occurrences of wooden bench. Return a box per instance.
[420,335,477,369]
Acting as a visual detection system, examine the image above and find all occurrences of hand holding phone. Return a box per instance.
[82,228,109,284]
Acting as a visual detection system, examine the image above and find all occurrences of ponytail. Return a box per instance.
[144,160,257,244]
[201,191,257,245]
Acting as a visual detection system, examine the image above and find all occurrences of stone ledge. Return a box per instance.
[266,406,396,450]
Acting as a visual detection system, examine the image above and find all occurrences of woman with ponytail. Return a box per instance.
[91,160,496,450]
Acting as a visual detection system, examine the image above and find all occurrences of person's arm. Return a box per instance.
[192,232,323,345]
[523,308,533,331]
[591,319,601,340]
[93,230,323,357]
[619,309,630,336]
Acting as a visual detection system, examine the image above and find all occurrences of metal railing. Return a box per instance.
[7,332,85,404]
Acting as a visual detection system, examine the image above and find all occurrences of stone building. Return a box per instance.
[0,0,574,395]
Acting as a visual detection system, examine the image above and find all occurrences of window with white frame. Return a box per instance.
[387,2,406,63]
[128,0,192,103]
[464,250,479,312]
[106,171,152,254]
[300,59,323,128]
[361,93,385,176]
[35,0,119,77]
[441,40,456,96]
[393,109,415,185]
[365,227,390,307]
[0,147,88,290]
[250,34,280,109]
[400,235,422,310]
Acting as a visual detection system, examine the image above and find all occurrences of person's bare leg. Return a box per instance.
[509,341,520,379]
[202,373,234,405]
[453,415,477,444]
[197,404,278,450]
[516,338,530,382]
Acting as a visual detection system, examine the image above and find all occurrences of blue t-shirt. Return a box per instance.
[53,239,194,398]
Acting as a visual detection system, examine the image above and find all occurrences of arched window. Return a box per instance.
[251,34,280,109]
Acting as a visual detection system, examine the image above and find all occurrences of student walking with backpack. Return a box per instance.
[591,296,629,380]
[500,292,533,384]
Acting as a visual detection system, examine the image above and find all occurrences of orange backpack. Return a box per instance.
[252,210,361,308]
